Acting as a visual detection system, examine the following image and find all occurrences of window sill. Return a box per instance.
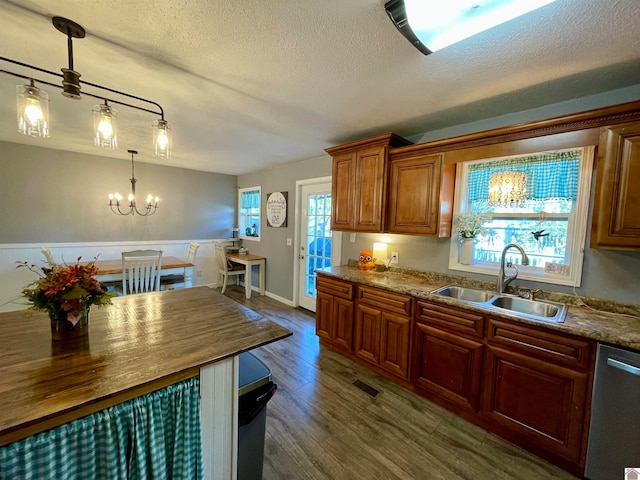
[239,236,260,242]
[448,262,579,287]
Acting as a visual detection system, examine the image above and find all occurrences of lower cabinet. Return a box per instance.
[355,286,412,379]
[412,322,484,412]
[480,318,594,467]
[315,277,354,352]
[314,276,596,476]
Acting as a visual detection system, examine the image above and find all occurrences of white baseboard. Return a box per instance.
[265,291,295,307]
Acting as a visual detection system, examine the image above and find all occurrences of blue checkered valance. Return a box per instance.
[467,150,581,205]
[241,190,260,209]
[0,377,202,480]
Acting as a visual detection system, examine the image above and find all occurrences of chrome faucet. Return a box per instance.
[497,243,530,294]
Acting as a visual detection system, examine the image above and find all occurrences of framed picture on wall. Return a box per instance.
[266,191,288,228]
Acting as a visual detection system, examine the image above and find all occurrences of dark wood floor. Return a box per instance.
[220,286,577,480]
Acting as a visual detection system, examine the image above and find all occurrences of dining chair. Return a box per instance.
[214,241,244,293]
[160,242,199,290]
[41,246,55,266]
[121,249,163,295]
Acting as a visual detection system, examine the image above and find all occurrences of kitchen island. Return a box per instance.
[0,286,292,478]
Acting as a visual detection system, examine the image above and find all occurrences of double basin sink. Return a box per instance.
[432,286,567,323]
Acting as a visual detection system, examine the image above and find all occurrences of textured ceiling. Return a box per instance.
[0,0,639,174]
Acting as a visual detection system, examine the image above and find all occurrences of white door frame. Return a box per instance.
[293,176,340,308]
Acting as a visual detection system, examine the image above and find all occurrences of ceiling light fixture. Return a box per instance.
[0,16,171,157]
[108,150,159,216]
[385,0,558,55]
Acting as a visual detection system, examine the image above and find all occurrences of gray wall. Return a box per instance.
[241,85,640,305]
[237,155,332,300]
[0,142,236,242]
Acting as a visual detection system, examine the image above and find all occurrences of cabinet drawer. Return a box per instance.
[357,286,412,316]
[316,276,354,300]
[487,318,594,371]
[416,300,484,338]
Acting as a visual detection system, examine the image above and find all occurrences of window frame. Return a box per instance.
[238,186,261,242]
[448,146,595,287]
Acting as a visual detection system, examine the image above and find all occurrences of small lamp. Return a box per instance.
[373,242,388,271]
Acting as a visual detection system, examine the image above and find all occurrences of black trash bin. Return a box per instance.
[238,352,277,480]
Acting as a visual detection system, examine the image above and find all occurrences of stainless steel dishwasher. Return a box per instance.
[585,343,640,479]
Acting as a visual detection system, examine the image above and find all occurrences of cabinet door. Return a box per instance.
[412,323,483,411]
[591,122,640,249]
[379,311,411,379]
[388,154,455,236]
[354,303,382,365]
[315,291,334,341]
[332,296,354,351]
[331,152,355,230]
[353,145,387,232]
[481,346,589,463]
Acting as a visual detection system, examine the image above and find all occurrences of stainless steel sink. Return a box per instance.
[432,286,495,303]
[489,295,566,321]
[431,285,567,323]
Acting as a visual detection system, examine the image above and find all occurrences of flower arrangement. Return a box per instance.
[17,257,114,327]
[455,213,490,239]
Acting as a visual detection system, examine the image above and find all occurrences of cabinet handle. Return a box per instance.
[607,357,640,376]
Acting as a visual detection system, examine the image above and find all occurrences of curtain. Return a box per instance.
[241,190,260,210]
[0,377,202,480]
[467,150,581,205]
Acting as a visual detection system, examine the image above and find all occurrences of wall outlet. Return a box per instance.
[286,237,292,246]
[196,270,202,278]
[390,251,399,265]
[350,233,356,243]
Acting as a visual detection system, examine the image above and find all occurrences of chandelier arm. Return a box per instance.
[0,56,164,118]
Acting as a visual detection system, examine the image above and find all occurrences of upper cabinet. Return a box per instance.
[591,121,640,250]
[327,133,412,232]
[387,153,455,236]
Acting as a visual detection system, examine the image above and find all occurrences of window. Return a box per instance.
[238,186,261,241]
[449,147,594,286]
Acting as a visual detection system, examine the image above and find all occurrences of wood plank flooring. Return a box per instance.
[220,286,577,480]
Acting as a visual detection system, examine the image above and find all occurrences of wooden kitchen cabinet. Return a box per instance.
[412,300,484,412]
[591,121,640,249]
[481,318,595,467]
[355,286,412,379]
[315,276,355,352]
[326,133,412,232]
[387,154,456,236]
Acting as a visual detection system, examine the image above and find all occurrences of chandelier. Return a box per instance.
[108,150,159,216]
[0,17,172,158]
[488,171,528,207]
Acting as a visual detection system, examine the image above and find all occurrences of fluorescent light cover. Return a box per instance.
[404,0,558,52]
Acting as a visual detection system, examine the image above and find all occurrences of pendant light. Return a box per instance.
[152,119,171,158]
[93,100,117,149]
[108,150,159,216]
[16,80,49,137]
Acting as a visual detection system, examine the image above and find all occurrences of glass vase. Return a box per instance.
[50,306,90,341]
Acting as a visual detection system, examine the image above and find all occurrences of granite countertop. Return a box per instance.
[317,265,640,351]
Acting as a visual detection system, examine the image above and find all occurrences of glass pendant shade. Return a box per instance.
[16,83,49,137]
[93,102,117,149]
[488,170,527,207]
[152,119,171,158]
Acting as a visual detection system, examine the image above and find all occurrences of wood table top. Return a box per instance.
[0,287,292,446]
[93,256,193,275]
[226,252,266,262]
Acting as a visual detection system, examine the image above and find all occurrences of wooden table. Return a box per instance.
[226,252,266,299]
[0,287,292,451]
[93,255,194,287]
